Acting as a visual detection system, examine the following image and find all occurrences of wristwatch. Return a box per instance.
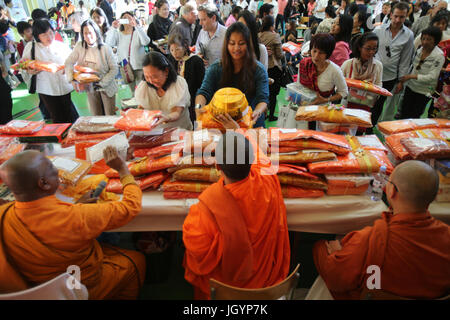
[195,103,202,109]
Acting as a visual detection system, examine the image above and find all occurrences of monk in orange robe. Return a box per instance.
[0,146,146,299]
[312,160,450,299]
[183,125,291,299]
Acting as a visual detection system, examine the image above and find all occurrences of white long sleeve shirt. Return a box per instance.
[22,40,73,96]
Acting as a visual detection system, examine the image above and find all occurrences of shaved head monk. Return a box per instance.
[0,147,146,299]
[312,160,450,299]
[182,130,291,299]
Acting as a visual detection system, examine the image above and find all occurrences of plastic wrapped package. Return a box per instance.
[128,128,185,149]
[277,174,328,190]
[133,141,184,158]
[74,65,98,74]
[163,191,202,199]
[2,123,72,143]
[0,120,45,135]
[295,105,372,127]
[385,129,449,160]
[0,142,27,164]
[282,41,302,55]
[71,116,121,133]
[61,174,119,202]
[286,82,317,105]
[281,185,325,198]
[316,121,358,135]
[105,153,181,178]
[166,155,216,173]
[347,88,379,108]
[114,109,162,131]
[62,129,119,147]
[161,179,212,192]
[308,149,394,174]
[85,132,129,164]
[11,59,64,73]
[277,164,320,180]
[172,167,221,183]
[106,171,169,193]
[73,72,100,83]
[270,150,336,164]
[196,105,253,131]
[182,129,222,154]
[346,135,388,153]
[377,118,450,135]
[75,141,110,174]
[345,78,392,96]
[400,138,450,160]
[325,174,373,195]
[47,156,92,186]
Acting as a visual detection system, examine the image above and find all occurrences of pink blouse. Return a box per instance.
[329,41,351,67]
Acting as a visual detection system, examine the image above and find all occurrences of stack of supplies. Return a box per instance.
[0,137,26,164]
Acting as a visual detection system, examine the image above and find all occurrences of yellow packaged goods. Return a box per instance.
[47,156,92,186]
[61,174,119,202]
[270,150,336,164]
[277,174,328,190]
[173,167,221,182]
[295,104,373,127]
[208,87,249,120]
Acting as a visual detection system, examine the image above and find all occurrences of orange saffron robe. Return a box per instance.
[313,211,450,299]
[182,133,291,299]
[0,175,146,299]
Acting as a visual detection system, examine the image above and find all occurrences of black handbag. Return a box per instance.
[280,56,294,88]
[28,41,36,94]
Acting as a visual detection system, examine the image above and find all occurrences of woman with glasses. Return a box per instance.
[396,26,445,119]
[134,51,193,130]
[341,32,382,112]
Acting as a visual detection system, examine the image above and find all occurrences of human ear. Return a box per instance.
[38,177,52,191]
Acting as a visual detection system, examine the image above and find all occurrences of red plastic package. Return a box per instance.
[0,120,45,135]
[61,128,119,147]
[114,109,162,131]
[106,171,169,193]
[128,128,185,149]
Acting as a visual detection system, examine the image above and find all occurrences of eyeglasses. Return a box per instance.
[416,59,425,70]
[385,46,391,58]
[362,46,378,52]
[383,176,398,192]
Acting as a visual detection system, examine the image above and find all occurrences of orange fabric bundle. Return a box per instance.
[281,185,325,198]
[106,171,168,193]
[73,72,100,83]
[270,150,336,164]
[161,179,211,193]
[295,105,372,127]
[163,191,202,199]
[75,141,110,174]
[400,138,450,160]
[377,118,450,135]
[308,149,393,174]
[105,154,180,178]
[196,105,253,131]
[133,141,184,158]
[173,167,221,182]
[114,109,162,131]
[325,174,372,195]
[385,129,450,160]
[0,143,26,164]
[128,128,185,149]
[346,135,388,153]
[0,120,44,135]
[277,164,320,180]
[327,184,370,195]
[61,129,119,147]
[74,65,98,74]
[345,78,392,96]
[47,156,92,186]
[277,174,328,190]
[61,174,119,202]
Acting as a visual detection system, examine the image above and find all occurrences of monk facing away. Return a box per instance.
[311,160,450,300]
[0,146,146,299]
[182,128,291,300]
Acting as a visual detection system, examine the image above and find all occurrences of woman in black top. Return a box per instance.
[167,33,205,124]
[147,0,172,53]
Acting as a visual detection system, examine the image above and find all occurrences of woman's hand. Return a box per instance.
[129,17,137,28]
[311,94,328,105]
[266,46,273,57]
[112,20,120,29]
[399,74,416,82]
[252,109,263,122]
[155,113,171,125]
[394,82,404,94]
[215,113,240,130]
[26,68,41,75]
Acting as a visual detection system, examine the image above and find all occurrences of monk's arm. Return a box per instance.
[73,175,143,239]
[312,229,371,293]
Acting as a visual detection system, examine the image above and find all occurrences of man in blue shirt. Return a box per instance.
[100,0,115,25]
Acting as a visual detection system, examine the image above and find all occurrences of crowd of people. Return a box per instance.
[0,0,449,301]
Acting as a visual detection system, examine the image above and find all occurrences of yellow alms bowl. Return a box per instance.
[209,87,249,121]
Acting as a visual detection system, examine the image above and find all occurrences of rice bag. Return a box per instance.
[295,105,372,127]
[270,150,336,164]
[71,116,121,133]
[281,185,325,198]
[172,167,221,182]
[277,174,328,190]
[106,171,168,193]
[161,179,212,193]
[105,154,180,178]
[0,120,45,135]
[114,109,162,131]
[48,156,92,186]
[400,138,450,160]
[377,118,450,135]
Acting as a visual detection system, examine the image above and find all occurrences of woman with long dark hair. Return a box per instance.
[195,22,269,128]
[135,51,193,130]
[238,9,268,70]
[350,8,370,51]
[147,0,172,53]
[65,19,118,116]
[90,7,113,42]
[329,13,353,66]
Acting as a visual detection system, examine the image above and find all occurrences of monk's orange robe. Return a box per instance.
[0,175,146,299]
[313,211,450,299]
[182,132,290,299]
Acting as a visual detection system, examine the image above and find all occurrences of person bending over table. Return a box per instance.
[135,51,193,130]
[0,146,146,299]
[194,22,270,128]
[310,160,450,300]
[298,33,348,106]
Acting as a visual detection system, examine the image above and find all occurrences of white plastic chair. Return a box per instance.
[0,273,88,300]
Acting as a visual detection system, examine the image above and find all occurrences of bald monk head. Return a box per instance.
[215,131,255,184]
[0,150,60,202]
[386,160,439,214]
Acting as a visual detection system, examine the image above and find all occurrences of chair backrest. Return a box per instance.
[361,287,450,300]
[0,273,88,300]
[210,264,300,300]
